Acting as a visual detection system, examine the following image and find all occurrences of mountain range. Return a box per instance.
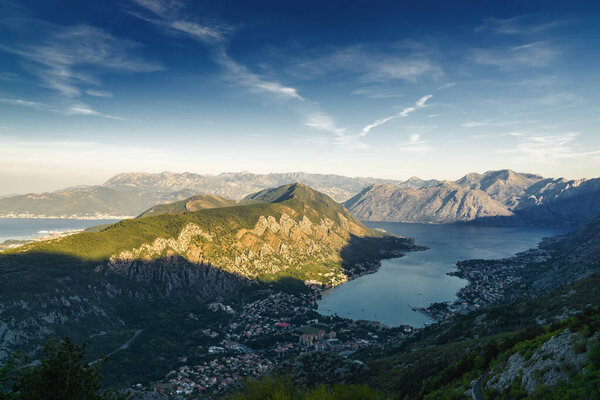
[0,172,405,218]
[1,169,599,227]
[344,169,600,226]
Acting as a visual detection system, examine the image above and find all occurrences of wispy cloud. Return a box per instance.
[497,132,600,160]
[397,133,431,154]
[285,42,443,83]
[461,119,538,129]
[352,86,405,99]
[130,0,302,100]
[361,94,433,134]
[1,23,162,98]
[437,82,456,90]
[304,113,368,150]
[0,97,124,120]
[476,15,566,35]
[129,0,231,44]
[86,89,114,98]
[304,94,433,150]
[470,41,559,70]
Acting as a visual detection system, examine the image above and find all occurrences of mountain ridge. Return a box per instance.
[344,169,600,226]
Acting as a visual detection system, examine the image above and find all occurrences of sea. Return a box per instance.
[317,222,566,328]
[0,218,123,243]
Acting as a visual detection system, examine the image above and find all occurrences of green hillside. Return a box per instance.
[138,194,244,218]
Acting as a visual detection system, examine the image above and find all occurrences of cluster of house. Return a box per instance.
[162,353,273,396]
[298,329,342,350]
[425,248,554,320]
[150,289,415,397]
[225,291,318,341]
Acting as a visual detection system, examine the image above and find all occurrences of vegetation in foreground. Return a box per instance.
[0,337,127,400]
[228,375,385,400]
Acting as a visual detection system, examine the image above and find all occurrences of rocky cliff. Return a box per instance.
[344,181,513,223]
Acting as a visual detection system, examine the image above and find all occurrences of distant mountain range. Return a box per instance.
[1,169,599,226]
[0,171,405,218]
[344,169,600,226]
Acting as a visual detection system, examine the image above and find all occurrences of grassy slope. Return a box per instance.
[5,202,285,262]
[138,194,244,218]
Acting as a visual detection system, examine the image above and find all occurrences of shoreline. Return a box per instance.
[0,215,132,220]
[0,229,86,251]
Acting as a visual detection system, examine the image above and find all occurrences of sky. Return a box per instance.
[1,0,600,194]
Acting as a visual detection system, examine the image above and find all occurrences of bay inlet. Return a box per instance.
[318,222,565,327]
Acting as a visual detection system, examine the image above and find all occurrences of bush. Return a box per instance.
[589,340,600,370]
[229,375,384,400]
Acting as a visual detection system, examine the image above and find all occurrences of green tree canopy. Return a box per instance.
[1,337,127,400]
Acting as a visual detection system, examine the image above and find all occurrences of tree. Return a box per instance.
[2,336,128,400]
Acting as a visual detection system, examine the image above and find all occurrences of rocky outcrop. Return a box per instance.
[486,330,593,394]
[103,208,368,286]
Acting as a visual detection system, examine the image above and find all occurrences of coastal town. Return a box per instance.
[421,246,554,321]
[145,289,414,397]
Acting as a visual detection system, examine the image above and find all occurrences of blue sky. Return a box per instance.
[1,0,599,193]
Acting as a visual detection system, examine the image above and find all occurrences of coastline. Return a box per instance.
[0,214,132,220]
[0,229,85,251]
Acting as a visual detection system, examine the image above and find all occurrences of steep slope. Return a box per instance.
[344,182,513,223]
[138,194,243,218]
[455,169,544,208]
[0,184,418,364]
[515,212,600,294]
[515,177,600,226]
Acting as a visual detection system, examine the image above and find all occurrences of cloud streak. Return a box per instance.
[497,132,600,160]
[0,24,162,98]
[0,97,124,120]
[397,133,431,154]
[304,94,433,150]
[361,94,433,134]
[476,15,566,36]
[285,42,443,84]
[130,0,302,100]
[470,41,559,70]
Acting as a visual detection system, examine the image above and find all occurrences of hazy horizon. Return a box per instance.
[2,0,599,194]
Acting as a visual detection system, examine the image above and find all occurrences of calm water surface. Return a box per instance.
[318,222,565,327]
[0,218,122,242]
